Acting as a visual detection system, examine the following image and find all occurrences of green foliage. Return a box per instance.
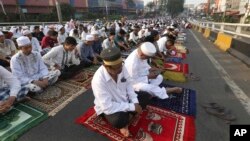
[146,2,155,12]
[166,0,184,17]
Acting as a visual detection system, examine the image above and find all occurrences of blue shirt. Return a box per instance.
[79,42,94,63]
[92,40,102,55]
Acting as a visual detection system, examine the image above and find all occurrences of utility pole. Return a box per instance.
[55,0,62,24]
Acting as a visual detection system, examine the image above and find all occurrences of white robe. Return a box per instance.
[124,49,168,99]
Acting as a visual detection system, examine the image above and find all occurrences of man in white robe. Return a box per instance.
[10,36,60,93]
[92,47,151,137]
[23,30,42,53]
[125,42,182,99]
[0,66,29,113]
[43,37,81,80]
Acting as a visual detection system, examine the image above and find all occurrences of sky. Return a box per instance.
[144,0,206,6]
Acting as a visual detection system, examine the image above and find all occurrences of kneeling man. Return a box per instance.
[92,47,151,137]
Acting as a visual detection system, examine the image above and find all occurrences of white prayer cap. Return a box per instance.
[174,28,179,32]
[17,36,31,47]
[163,30,168,35]
[142,25,146,29]
[57,25,64,31]
[169,26,175,29]
[22,30,31,36]
[166,26,170,29]
[91,30,99,35]
[0,31,3,36]
[140,42,156,57]
[22,26,29,30]
[86,35,94,41]
[2,27,8,32]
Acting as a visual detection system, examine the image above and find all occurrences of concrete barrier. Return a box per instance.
[208,30,218,42]
[228,38,250,66]
[201,28,205,33]
[198,26,202,32]
[203,28,210,38]
[214,33,233,52]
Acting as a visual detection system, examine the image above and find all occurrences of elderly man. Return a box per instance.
[23,30,42,53]
[0,66,30,114]
[0,31,16,67]
[43,37,81,80]
[125,42,182,99]
[10,36,60,93]
[92,47,151,137]
[78,35,99,67]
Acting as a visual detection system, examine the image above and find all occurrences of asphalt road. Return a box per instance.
[18,29,250,141]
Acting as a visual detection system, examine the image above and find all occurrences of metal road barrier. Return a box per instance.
[188,19,250,39]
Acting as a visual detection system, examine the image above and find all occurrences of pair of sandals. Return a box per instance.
[186,73,200,81]
[202,102,236,124]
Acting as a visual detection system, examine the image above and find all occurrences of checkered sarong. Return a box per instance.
[0,85,29,101]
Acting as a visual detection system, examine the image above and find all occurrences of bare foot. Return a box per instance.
[166,87,183,94]
[120,126,130,137]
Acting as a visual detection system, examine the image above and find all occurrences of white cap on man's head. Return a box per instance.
[0,31,4,36]
[91,30,99,35]
[17,36,31,47]
[86,35,94,41]
[22,30,31,36]
[140,42,156,57]
[57,25,64,31]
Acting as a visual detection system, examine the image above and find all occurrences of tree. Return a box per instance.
[50,3,75,21]
[146,2,155,12]
[166,0,184,17]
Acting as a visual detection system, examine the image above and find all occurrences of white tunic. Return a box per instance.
[10,51,49,85]
[124,49,168,99]
[157,36,168,53]
[57,33,68,44]
[42,45,80,69]
[102,38,115,49]
[31,37,42,53]
[0,39,16,57]
[92,66,138,115]
[129,32,139,44]
[0,66,21,97]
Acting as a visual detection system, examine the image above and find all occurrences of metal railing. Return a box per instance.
[188,19,250,39]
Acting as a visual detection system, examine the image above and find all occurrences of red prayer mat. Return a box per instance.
[76,106,195,141]
[164,63,189,74]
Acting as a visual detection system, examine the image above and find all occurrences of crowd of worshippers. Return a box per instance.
[0,16,190,136]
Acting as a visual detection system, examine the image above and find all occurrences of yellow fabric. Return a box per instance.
[214,33,232,52]
[175,45,187,53]
[203,28,210,38]
[163,71,187,83]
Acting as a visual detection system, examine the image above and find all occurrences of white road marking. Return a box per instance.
[190,30,250,115]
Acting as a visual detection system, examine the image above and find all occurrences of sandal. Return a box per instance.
[201,102,222,109]
[205,107,236,121]
[187,73,200,81]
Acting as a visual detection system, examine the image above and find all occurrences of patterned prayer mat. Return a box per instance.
[66,69,95,89]
[150,88,196,117]
[25,81,86,116]
[0,104,47,141]
[163,71,187,83]
[163,63,189,74]
[76,105,195,141]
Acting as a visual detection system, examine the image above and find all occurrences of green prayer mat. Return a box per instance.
[0,104,48,141]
